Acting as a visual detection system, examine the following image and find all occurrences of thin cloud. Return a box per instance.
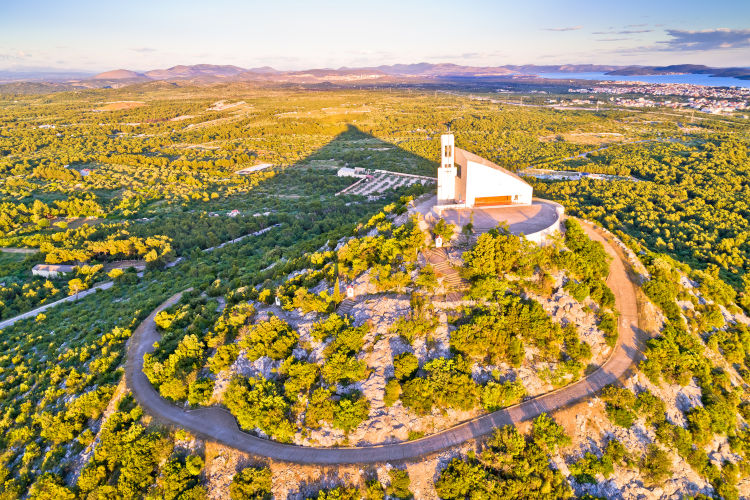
[132,47,156,53]
[0,51,33,61]
[659,28,750,51]
[596,38,629,42]
[427,50,505,61]
[593,29,652,34]
[544,26,582,32]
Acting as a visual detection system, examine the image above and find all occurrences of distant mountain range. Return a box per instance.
[1,63,748,89]
[82,63,626,84]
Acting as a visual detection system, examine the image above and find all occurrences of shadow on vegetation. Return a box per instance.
[295,124,437,177]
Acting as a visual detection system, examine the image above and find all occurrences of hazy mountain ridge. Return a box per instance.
[2,62,749,90]
[93,69,147,80]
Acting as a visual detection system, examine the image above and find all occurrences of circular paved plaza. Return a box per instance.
[415,196,562,236]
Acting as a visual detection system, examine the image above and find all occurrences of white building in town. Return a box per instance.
[437,133,533,208]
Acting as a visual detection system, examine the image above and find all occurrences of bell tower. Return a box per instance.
[437,133,456,204]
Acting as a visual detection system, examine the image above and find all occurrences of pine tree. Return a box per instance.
[334,276,342,303]
[333,261,342,303]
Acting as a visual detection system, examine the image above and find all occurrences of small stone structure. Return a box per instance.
[32,264,75,278]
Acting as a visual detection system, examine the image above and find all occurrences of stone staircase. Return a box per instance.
[423,247,448,264]
[337,298,356,316]
[422,247,469,301]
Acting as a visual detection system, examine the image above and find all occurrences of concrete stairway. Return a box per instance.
[422,247,469,301]
[443,272,468,289]
[337,299,356,316]
[423,247,447,264]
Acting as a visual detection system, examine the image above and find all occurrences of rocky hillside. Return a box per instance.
[179,215,750,499]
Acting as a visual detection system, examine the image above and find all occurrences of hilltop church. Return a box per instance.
[436,133,533,208]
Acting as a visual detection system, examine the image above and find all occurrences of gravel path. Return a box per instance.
[125,219,643,464]
[0,280,115,330]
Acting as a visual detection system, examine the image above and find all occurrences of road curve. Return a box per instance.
[126,220,642,464]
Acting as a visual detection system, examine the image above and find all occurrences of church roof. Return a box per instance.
[454,147,530,187]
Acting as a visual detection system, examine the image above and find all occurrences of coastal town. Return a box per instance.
[568,82,750,115]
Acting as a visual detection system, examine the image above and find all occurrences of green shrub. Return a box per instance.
[230,466,272,500]
[363,479,385,500]
[415,265,439,294]
[464,227,537,278]
[151,455,206,499]
[28,473,75,500]
[564,280,590,302]
[569,439,626,484]
[451,297,563,365]
[639,324,703,386]
[531,413,571,451]
[332,396,370,433]
[400,356,478,414]
[393,352,419,381]
[433,218,455,243]
[570,452,614,484]
[639,444,671,486]
[383,378,401,407]
[387,469,412,499]
[223,376,294,442]
[187,377,213,405]
[320,322,369,384]
[598,312,618,347]
[305,388,370,433]
[600,386,637,428]
[208,344,239,373]
[278,357,319,396]
[435,425,572,499]
[241,316,299,361]
[314,486,361,500]
[480,380,525,412]
[390,314,438,343]
[321,351,368,384]
[434,459,489,500]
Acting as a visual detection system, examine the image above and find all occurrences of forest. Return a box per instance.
[535,137,750,290]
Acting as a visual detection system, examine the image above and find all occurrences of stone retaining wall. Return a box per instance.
[524,198,565,245]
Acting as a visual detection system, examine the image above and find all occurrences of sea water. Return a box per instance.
[536,72,750,89]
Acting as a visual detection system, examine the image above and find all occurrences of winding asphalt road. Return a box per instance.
[125,220,642,464]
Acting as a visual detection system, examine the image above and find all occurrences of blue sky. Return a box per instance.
[1,0,749,72]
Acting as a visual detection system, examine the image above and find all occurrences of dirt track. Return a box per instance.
[125,220,642,464]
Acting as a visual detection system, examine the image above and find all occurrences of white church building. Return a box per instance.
[436,133,533,208]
